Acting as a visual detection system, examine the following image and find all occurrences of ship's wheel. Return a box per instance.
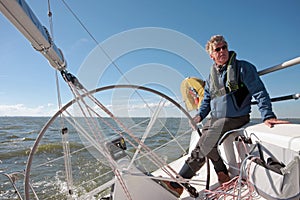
[24,84,201,199]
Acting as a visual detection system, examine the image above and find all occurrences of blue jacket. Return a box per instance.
[198,52,276,121]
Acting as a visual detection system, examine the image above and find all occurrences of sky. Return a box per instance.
[0,0,300,118]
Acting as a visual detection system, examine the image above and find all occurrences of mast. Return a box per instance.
[0,0,66,71]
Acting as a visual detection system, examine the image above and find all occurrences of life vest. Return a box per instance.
[209,51,246,101]
[208,52,250,118]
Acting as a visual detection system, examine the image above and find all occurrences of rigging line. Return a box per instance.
[60,1,184,138]
[75,102,186,176]
[63,107,163,174]
[62,110,123,178]
[64,81,123,196]
[55,70,65,129]
[82,86,176,171]
[32,143,91,169]
[79,85,190,184]
[48,2,75,194]
[61,84,134,171]
[67,82,178,181]
[83,86,194,188]
[61,128,74,196]
[48,0,68,135]
[62,77,188,188]
[62,111,111,158]
[66,83,105,148]
[70,93,169,173]
[47,0,54,41]
[61,111,133,199]
[61,0,99,45]
[123,173,207,185]
[128,98,167,168]
[60,0,129,83]
[114,169,133,200]
[55,71,62,109]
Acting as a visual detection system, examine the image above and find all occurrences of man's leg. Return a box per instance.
[207,148,231,183]
[168,150,206,188]
[181,116,249,184]
[163,115,249,195]
[205,115,250,183]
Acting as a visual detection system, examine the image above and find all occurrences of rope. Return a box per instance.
[63,79,194,197]
[114,169,133,200]
[203,170,258,199]
[81,84,186,180]
[206,129,261,199]
[60,0,191,152]
[47,0,75,195]
[60,0,131,85]
[61,128,74,196]
[63,82,134,197]
[55,70,73,191]
[47,0,54,41]
[43,1,198,194]
[61,76,187,189]
[128,98,166,168]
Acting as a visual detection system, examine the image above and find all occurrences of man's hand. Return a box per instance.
[189,115,202,130]
[193,115,202,124]
[264,118,290,128]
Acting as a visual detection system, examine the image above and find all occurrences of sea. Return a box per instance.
[0,117,299,199]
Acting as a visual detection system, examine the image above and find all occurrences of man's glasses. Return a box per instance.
[214,45,227,52]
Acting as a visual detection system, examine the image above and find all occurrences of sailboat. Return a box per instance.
[0,0,299,199]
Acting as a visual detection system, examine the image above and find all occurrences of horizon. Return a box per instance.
[1,116,299,120]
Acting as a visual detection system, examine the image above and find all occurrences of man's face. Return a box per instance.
[210,42,229,66]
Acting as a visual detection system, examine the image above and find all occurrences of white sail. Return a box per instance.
[0,0,66,71]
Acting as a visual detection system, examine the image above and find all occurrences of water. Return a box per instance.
[0,117,299,199]
[0,116,193,199]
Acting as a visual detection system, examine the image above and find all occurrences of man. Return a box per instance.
[164,35,289,197]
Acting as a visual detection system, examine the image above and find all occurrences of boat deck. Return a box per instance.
[152,123,300,199]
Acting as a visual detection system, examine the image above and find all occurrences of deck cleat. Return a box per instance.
[183,183,199,198]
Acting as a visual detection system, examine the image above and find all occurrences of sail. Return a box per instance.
[0,0,66,71]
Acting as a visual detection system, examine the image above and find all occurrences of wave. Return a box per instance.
[35,142,85,155]
[0,125,23,130]
[0,142,85,160]
[0,136,36,145]
[0,149,29,160]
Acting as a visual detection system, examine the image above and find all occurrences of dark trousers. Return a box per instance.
[180,115,250,178]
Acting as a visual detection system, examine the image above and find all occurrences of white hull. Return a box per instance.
[110,123,300,200]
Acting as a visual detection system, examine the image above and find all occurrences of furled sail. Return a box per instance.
[0,0,66,71]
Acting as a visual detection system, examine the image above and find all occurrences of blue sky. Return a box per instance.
[0,0,300,118]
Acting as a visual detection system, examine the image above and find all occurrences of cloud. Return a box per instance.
[68,37,90,55]
[0,104,57,116]
[88,99,184,118]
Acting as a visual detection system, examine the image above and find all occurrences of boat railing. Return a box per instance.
[0,171,24,199]
[0,171,38,200]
